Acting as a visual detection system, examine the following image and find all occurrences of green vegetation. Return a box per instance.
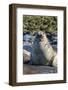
[23,15,57,34]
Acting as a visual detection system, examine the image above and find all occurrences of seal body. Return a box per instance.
[32,31,57,67]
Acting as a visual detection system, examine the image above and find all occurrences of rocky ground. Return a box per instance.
[23,64,57,74]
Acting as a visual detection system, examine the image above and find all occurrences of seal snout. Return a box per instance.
[36,31,44,41]
[36,34,43,42]
[36,34,42,38]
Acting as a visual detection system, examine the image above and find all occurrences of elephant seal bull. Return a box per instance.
[32,31,57,67]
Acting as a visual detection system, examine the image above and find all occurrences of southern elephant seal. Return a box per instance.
[32,31,57,67]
